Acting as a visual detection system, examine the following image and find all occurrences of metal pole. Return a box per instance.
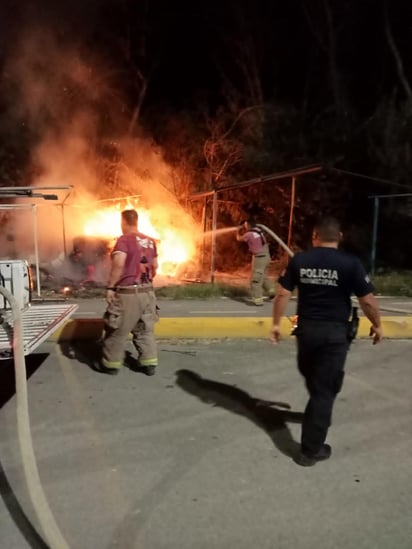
[201,199,207,273]
[287,176,296,249]
[61,204,67,257]
[210,190,218,284]
[371,196,379,275]
[61,187,74,258]
[32,205,41,297]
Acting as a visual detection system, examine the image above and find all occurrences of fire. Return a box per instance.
[82,202,196,276]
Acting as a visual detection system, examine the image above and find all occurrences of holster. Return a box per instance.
[347,307,359,343]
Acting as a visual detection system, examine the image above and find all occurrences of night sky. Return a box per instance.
[2,1,412,187]
[2,0,411,115]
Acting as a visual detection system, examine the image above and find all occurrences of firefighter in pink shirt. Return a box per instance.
[236,218,275,305]
[100,209,159,375]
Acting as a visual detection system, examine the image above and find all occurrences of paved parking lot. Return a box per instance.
[1,338,411,549]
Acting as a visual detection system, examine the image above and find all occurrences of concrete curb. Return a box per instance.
[50,315,412,341]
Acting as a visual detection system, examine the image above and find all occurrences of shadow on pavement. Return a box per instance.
[59,342,150,376]
[58,318,104,342]
[59,339,102,373]
[0,461,48,549]
[0,353,49,409]
[175,369,303,458]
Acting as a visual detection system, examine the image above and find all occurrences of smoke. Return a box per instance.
[1,22,201,275]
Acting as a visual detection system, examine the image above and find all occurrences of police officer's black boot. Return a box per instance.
[295,444,332,467]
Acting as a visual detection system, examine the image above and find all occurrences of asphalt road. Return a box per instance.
[1,339,411,549]
[61,295,412,319]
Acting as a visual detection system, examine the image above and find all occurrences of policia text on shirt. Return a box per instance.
[270,217,382,467]
[299,268,338,286]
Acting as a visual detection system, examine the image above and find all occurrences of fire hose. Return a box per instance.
[0,285,70,549]
[255,224,294,258]
[255,224,297,331]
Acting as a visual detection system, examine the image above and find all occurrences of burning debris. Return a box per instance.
[41,243,133,292]
[33,200,200,294]
[44,236,112,289]
[80,200,196,278]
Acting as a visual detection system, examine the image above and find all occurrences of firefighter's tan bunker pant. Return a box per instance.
[251,245,274,301]
[102,286,159,370]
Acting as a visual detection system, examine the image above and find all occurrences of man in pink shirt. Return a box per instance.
[100,209,159,375]
[236,218,275,305]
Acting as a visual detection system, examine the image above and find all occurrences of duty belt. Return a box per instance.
[115,285,153,294]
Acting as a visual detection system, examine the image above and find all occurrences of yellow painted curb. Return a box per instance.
[365,316,412,339]
[49,315,412,341]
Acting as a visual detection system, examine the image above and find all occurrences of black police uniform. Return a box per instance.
[278,247,374,456]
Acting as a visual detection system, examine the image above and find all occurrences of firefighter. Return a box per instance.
[271,217,383,466]
[99,209,159,376]
[236,218,275,305]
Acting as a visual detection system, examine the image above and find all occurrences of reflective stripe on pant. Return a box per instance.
[296,320,348,455]
[250,247,273,299]
[102,290,158,369]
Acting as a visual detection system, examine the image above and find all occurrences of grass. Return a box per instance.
[371,271,412,297]
[154,283,249,300]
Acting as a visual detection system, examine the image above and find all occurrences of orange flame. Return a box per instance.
[82,202,197,276]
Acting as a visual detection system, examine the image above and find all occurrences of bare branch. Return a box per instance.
[384,3,412,101]
[302,3,328,54]
[220,105,266,141]
[128,78,149,136]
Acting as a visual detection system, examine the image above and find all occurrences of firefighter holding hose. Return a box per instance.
[99,209,159,376]
[236,217,275,305]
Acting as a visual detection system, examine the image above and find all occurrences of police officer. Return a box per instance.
[270,217,383,466]
[236,218,275,305]
[100,209,159,376]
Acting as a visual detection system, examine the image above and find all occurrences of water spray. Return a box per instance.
[202,226,239,238]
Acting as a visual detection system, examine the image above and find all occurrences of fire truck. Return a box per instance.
[0,259,77,359]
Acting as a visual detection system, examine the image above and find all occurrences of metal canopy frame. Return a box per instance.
[368,192,412,275]
[189,165,405,282]
[0,186,73,296]
[189,165,323,282]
